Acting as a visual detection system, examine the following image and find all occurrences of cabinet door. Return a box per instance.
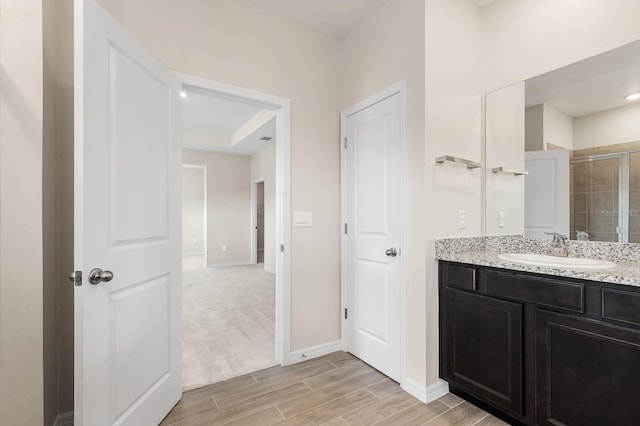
[444,288,523,416]
[536,310,640,426]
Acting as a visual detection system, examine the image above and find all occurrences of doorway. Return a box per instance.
[179,74,291,390]
[341,82,407,384]
[252,179,266,265]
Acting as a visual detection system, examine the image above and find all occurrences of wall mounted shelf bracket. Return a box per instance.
[491,167,528,176]
[435,155,482,169]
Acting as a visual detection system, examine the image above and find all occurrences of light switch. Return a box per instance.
[498,211,505,228]
[458,210,467,229]
[294,211,313,227]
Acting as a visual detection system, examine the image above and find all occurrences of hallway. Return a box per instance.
[182,256,277,391]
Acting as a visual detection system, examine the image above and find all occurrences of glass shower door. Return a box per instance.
[629,152,640,243]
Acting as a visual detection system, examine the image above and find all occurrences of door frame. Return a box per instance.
[182,164,207,261]
[177,72,292,365]
[340,80,408,386]
[250,177,265,265]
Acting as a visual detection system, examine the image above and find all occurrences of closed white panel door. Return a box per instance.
[524,149,570,238]
[346,94,401,381]
[74,0,181,424]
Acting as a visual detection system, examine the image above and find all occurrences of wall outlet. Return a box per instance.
[498,211,505,228]
[222,244,228,252]
[458,210,467,229]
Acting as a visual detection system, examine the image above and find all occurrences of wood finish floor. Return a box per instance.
[162,351,507,426]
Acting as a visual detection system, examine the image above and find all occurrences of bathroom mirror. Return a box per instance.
[485,40,640,243]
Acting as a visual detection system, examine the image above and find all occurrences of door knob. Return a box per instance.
[89,268,114,285]
[385,247,398,257]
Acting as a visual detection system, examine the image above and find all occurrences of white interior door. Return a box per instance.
[345,93,401,381]
[524,149,570,238]
[74,0,181,424]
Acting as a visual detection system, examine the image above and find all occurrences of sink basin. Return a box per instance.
[497,253,616,269]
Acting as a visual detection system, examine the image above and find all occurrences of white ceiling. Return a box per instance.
[240,0,392,40]
[182,88,262,133]
[181,88,276,156]
[525,40,640,117]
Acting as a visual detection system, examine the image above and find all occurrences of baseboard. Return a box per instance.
[287,339,344,365]
[207,261,251,268]
[402,378,448,403]
[54,411,74,426]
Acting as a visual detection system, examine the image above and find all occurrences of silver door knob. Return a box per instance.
[385,247,398,257]
[89,268,114,285]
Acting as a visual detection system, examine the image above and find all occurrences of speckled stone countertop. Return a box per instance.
[436,236,640,287]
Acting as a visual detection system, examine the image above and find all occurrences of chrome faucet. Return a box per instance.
[545,232,568,257]
[576,230,589,241]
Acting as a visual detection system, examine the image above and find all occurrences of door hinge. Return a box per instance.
[344,137,347,149]
[280,244,285,252]
[344,223,348,234]
[344,308,348,319]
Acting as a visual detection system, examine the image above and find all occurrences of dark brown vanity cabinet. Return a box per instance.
[535,310,640,426]
[443,288,523,416]
[439,261,640,426]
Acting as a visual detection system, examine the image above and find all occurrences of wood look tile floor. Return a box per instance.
[162,351,507,426]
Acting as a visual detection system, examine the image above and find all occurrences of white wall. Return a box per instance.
[525,105,544,152]
[340,0,426,389]
[97,0,341,351]
[183,149,251,266]
[485,82,526,236]
[525,104,573,152]
[573,102,640,150]
[182,167,206,255]
[251,144,276,273]
[0,0,44,423]
[544,104,573,150]
[43,0,59,423]
[484,0,640,92]
[425,0,484,389]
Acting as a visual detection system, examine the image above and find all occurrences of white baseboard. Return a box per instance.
[287,339,344,365]
[402,378,448,403]
[54,411,74,426]
[207,261,251,268]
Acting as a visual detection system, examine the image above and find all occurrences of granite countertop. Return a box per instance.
[435,236,640,287]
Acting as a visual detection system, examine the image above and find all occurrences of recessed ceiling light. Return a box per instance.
[259,136,272,141]
[180,91,188,98]
[625,92,640,101]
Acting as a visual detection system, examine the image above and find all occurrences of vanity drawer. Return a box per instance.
[602,288,640,327]
[442,263,477,291]
[485,270,584,313]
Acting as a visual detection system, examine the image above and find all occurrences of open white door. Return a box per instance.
[524,149,570,238]
[74,0,181,424]
[344,92,402,382]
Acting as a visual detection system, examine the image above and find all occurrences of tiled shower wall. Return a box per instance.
[570,158,619,242]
